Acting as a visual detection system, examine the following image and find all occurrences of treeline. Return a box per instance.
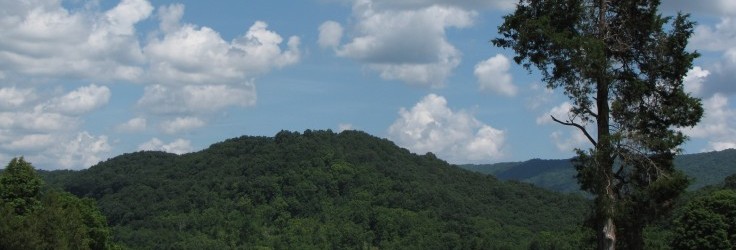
[43,130,591,249]
[7,129,734,249]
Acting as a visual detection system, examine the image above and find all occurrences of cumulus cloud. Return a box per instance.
[145,17,300,86]
[328,0,475,86]
[160,116,205,134]
[684,14,736,96]
[138,138,193,154]
[0,87,37,109]
[0,111,78,132]
[2,131,112,170]
[2,134,55,151]
[116,117,147,133]
[537,102,597,151]
[525,83,554,110]
[388,94,506,163]
[682,94,736,151]
[691,17,736,52]
[0,0,305,169]
[0,0,150,81]
[474,54,517,96]
[536,102,574,125]
[137,83,257,115]
[337,123,354,132]
[550,130,591,152]
[662,1,736,17]
[54,132,111,169]
[367,0,516,11]
[138,5,299,115]
[318,21,344,48]
[0,85,117,169]
[42,84,111,115]
[702,49,736,95]
[684,66,710,96]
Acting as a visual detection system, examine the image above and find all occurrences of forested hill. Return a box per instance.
[462,148,736,193]
[42,130,590,249]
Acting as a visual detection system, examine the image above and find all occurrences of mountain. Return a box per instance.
[462,149,736,194]
[42,130,591,249]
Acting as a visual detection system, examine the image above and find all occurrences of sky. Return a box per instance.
[0,0,735,170]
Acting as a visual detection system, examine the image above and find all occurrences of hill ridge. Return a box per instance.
[462,148,736,193]
[42,130,591,249]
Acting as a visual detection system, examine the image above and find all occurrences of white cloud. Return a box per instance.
[474,54,517,96]
[145,19,300,86]
[367,0,516,11]
[691,17,736,52]
[0,111,77,132]
[42,84,110,115]
[137,83,257,115]
[0,87,36,109]
[139,7,299,115]
[332,1,475,86]
[682,93,736,151]
[2,134,55,151]
[550,130,590,152]
[526,83,554,110]
[704,49,736,95]
[662,1,736,17]
[538,102,596,151]
[684,66,710,96]
[536,102,574,125]
[318,21,344,48]
[685,14,736,96]
[157,3,184,34]
[0,0,150,81]
[138,138,193,155]
[337,123,353,132]
[3,131,112,170]
[54,132,111,169]
[160,116,205,134]
[388,94,506,163]
[116,117,147,133]
[0,84,120,169]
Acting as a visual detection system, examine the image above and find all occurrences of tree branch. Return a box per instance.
[551,115,598,147]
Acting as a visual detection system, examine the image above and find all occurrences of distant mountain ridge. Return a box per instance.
[461,148,736,193]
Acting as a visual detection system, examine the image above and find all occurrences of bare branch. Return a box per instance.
[551,115,598,147]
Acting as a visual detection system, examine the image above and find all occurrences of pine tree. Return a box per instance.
[493,0,703,249]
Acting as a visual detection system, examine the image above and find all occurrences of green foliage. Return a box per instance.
[0,158,115,250]
[0,157,43,214]
[493,0,703,248]
[672,189,736,249]
[46,130,591,249]
[723,171,736,190]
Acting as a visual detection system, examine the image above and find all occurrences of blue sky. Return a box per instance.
[1,0,735,170]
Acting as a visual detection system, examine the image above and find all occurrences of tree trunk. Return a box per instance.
[596,0,616,249]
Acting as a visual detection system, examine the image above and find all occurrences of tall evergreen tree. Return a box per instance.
[492,0,703,249]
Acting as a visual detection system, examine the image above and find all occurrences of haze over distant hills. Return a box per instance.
[461,149,736,194]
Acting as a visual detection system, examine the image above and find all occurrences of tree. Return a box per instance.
[492,0,703,249]
[0,158,116,249]
[0,157,43,215]
[672,190,736,249]
[725,173,736,190]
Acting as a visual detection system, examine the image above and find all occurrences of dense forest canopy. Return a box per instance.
[40,130,592,249]
[0,130,732,248]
